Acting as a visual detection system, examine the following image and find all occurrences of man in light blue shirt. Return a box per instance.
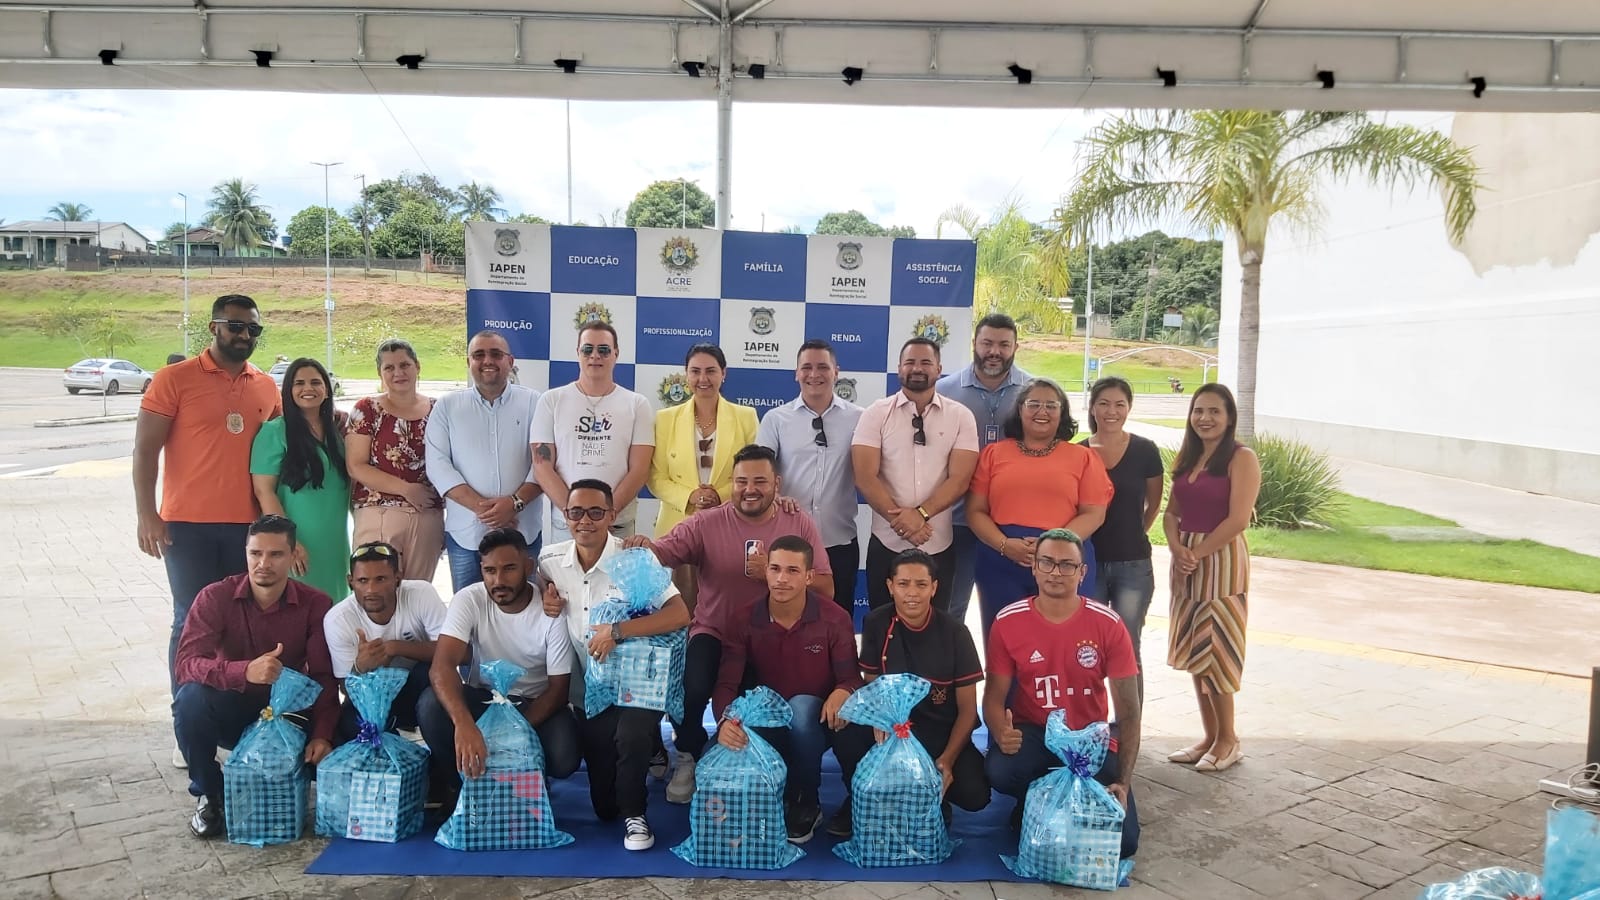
[756,339,865,616]
[424,330,545,592]
[934,313,1030,626]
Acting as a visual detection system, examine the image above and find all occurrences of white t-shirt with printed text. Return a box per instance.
[529,383,654,497]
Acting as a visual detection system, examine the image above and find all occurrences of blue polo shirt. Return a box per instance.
[935,363,1031,526]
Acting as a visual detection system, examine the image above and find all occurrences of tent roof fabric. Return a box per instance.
[1,1,1597,111]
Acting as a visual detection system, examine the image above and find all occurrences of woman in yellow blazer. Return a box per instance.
[650,343,760,536]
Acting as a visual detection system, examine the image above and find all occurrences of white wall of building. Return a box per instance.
[97,223,149,253]
[1219,112,1600,502]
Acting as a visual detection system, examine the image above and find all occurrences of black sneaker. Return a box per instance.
[824,799,853,839]
[1008,802,1024,833]
[648,748,669,780]
[189,794,224,839]
[785,802,822,844]
[940,799,953,828]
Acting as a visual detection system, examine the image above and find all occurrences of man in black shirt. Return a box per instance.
[832,548,990,838]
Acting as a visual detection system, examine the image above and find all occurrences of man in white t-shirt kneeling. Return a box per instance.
[323,541,448,743]
[417,528,581,813]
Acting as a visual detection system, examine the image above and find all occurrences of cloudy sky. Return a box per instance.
[1,88,1110,243]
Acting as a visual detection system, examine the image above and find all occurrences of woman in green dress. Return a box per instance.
[251,357,351,600]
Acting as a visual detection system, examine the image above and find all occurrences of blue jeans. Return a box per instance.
[947,525,977,625]
[415,683,580,793]
[174,682,311,799]
[446,532,541,595]
[751,694,867,803]
[975,525,1098,643]
[1092,558,1156,671]
[985,721,1140,859]
[163,522,251,701]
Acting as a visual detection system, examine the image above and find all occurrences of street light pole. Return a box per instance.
[177,192,190,355]
[565,100,574,225]
[311,161,342,372]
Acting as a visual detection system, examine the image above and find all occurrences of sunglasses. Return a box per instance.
[579,343,614,358]
[911,414,927,446]
[698,437,714,471]
[213,319,264,338]
[564,506,610,522]
[350,541,399,562]
[811,416,828,448]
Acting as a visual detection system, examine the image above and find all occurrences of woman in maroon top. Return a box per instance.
[345,339,444,581]
[1163,384,1260,774]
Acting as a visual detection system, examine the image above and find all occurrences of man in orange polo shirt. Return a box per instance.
[135,294,281,766]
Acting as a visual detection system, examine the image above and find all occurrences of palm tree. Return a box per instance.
[1052,110,1481,441]
[936,199,1071,333]
[46,202,94,221]
[205,178,274,254]
[456,181,506,222]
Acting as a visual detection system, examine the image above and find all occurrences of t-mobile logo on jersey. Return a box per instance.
[1033,674,1062,708]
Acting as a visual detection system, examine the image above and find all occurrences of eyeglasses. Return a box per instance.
[1022,400,1063,413]
[1035,558,1083,575]
[579,343,614,358]
[212,319,263,338]
[564,506,610,522]
[811,416,828,447]
[350,541,399,562]
[698,437,714,470]
[911,414,927,446]
[470,349,510,361]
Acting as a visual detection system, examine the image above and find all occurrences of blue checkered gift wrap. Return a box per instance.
[833,674,955,868]
[222,667,322,847]
[584,548,686,721]
[314,667,431,842]
[1544,804,1600,900]
[671,687,803,870]
[434,660,574,851]
[1002,713,1134,890]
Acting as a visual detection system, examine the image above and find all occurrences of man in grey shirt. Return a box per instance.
[934,313,1030,625]
[424,330,545,593]
[756,339,865,616]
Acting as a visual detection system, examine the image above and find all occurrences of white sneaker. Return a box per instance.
[172,744,188,770]
[665,752,696,804]
[623,815,655,851]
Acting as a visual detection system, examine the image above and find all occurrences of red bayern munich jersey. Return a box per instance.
[987,596,1139,730]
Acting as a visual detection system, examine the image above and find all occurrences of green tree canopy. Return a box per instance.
[507,213,552,224]
[936,200,1068,333]
[814,209,915,238]
[625,180,715,229]
[46,202,93,222]
[371,200,464,258]
[204,178,275,251]
[457,182,506,222]
[285,206,363,257]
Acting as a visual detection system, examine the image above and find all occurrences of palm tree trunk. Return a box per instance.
[1234,245,1263,444]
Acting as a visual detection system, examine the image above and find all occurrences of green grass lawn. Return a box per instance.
[1017,344,1205,396]
[1134,417,1188,429]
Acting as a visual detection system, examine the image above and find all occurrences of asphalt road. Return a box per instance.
[0,369,142,474]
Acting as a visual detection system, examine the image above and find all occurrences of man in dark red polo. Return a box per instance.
[172,515,338,838]
[711,534,869,845]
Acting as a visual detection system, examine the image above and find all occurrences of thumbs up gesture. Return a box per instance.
[353,629,391,674]
[995,708,1024,755]
[246,642,285,685]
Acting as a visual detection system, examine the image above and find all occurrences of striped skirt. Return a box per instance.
[1167,531,1250,694]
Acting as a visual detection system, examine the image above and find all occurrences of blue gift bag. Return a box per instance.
[315,667,431,842]
[1002,713,1133,890]
[585,548,687,721]
[672,687,803,870]
[834,674,955,868]
[1544,803,1600,900]
[434,660,573,851]
[1417,866,1542,899]
[222,668,322,847]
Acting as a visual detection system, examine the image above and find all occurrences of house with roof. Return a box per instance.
[0,220,151,264]
[163,226,285,258]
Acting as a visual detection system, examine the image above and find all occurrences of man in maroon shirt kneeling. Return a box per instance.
[172,515,338,838]
[711,534,870,845]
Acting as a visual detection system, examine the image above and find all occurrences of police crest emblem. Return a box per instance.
[833,377,858,403]
[836,242,863,271]
[494,229,520,257]
[749,307,776,335]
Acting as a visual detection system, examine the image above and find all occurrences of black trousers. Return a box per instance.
[581,705,660,820]
[829,718,990,812]
[866,536,956,612]
[826,539,861,621]
[672,633,722,759]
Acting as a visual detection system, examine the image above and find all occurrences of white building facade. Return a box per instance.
[0,221,151,264]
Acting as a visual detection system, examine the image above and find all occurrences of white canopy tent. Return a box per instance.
[4,0,1599,224]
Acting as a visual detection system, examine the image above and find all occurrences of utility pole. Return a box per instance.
[354,173,372,274]
[565,100,574,225]
[1140,241,1160,342]
[680,177,688,228]
[312,161,342,372]
[178,193,190,355]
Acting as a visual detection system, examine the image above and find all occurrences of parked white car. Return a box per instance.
[63,358,153,395]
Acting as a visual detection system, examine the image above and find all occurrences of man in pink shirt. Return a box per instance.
[625,443,832,804]
[852,337,979,613]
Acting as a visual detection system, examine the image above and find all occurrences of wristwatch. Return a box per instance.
[610,622,624,643]
[512,494,526,513]
[916,505,931,520]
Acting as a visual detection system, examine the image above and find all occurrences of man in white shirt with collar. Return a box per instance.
[531,321,655,539]
[756,339,865,616]
[424,330,544,593]
[537,478,688,851]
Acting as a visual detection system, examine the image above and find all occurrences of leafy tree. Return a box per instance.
[361,172,459,226]
[371,200,463,258]
[507,213,552,224]
[285,206,363,257]
[46,202,93,222]
[625,180,715,229]
[88,313,136,358]
[164,222,188,239]
[776,224,805,234]
[457,182,506,222]
[936,201,1068,333]
[1053,110,1481,440]
[814,209,915,238]
[205,178,275,253]
[1175,304,1220,347]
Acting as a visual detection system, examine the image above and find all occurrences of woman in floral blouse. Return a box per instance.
[344,339,444,581]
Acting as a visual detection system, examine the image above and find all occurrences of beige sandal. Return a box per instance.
[1167,746,1207,764]
[1195,744,1244,772]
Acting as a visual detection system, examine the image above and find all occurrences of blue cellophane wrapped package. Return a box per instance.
[1545,804,1600,900]
[671,687,803,870]
[585,548,687,720]
[1002,713,1133,890]
[1417,866,1542,899]
[833,674,955,868]
[434,660,573,850]
[315,667,431,842]
[222,668,322,847]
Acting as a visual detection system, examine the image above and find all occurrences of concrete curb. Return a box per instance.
[33,413,138,428]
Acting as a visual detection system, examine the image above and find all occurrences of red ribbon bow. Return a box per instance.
[892,721,911,739]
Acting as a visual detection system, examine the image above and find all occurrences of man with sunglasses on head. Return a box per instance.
[323,541,448,742]
[531,321,655,539]
[424,330,545,594]
[135,293,282,771]
[756,339,866,618]
[851,337,978,614]
[537,478,689,851]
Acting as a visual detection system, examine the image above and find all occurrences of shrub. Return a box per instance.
[1252,434,1343,529]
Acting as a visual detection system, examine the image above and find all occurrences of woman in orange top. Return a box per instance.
[965,377,1112,640]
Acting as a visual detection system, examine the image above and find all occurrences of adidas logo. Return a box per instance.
[1028,650,1045,664]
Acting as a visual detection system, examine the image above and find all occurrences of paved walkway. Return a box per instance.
[0,463,1594,899]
